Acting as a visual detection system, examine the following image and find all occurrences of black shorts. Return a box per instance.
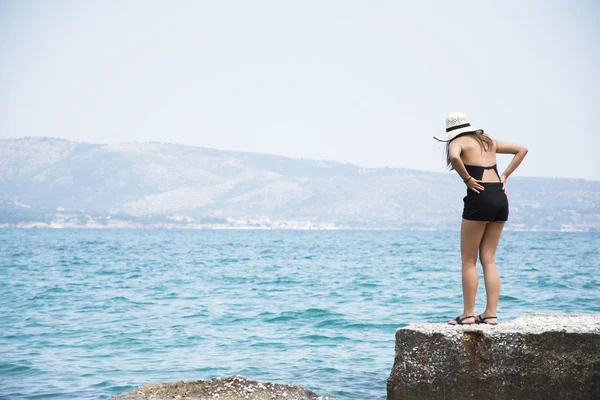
[462,182,509,222]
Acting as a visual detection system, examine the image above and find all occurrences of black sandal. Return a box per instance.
[475,315,498,325]
[449,315,475,325]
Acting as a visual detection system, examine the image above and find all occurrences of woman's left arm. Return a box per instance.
[449,140,485,194]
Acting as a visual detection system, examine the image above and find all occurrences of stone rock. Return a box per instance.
[110,375,333,400]
[387,314,600,400]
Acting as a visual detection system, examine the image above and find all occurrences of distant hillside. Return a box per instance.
[1,137,599,231]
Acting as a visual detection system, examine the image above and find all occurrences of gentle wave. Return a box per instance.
[1,229,598,400]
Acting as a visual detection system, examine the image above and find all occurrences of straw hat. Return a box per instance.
[434,112,481,142]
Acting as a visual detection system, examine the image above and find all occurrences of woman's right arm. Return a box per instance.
[495,141,528,181]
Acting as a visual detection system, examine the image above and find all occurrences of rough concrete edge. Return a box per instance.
[396,314,600,336]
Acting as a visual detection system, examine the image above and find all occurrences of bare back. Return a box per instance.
[453,135,500,182]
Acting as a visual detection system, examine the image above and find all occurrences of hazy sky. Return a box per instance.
[1,1,598,180]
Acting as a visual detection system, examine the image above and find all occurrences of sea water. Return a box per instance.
[0,229,598,399]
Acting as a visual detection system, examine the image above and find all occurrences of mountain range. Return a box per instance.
[1,137,598,231]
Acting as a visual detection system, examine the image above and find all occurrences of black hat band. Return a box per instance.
[446,123,470,132]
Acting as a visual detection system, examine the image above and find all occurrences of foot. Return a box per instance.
[475,314,498,325]
[448,314,475,325]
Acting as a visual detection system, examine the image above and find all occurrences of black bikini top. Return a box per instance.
[464,164,501,181]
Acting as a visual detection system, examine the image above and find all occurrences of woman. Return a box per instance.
[434,112,528,325]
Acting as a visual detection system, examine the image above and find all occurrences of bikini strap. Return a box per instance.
[480,165,501,180]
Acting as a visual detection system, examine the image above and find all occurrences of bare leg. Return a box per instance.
[449,219,487,325]
[477,222,505,324]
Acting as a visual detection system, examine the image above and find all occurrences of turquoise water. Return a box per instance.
[1,229,598,400]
